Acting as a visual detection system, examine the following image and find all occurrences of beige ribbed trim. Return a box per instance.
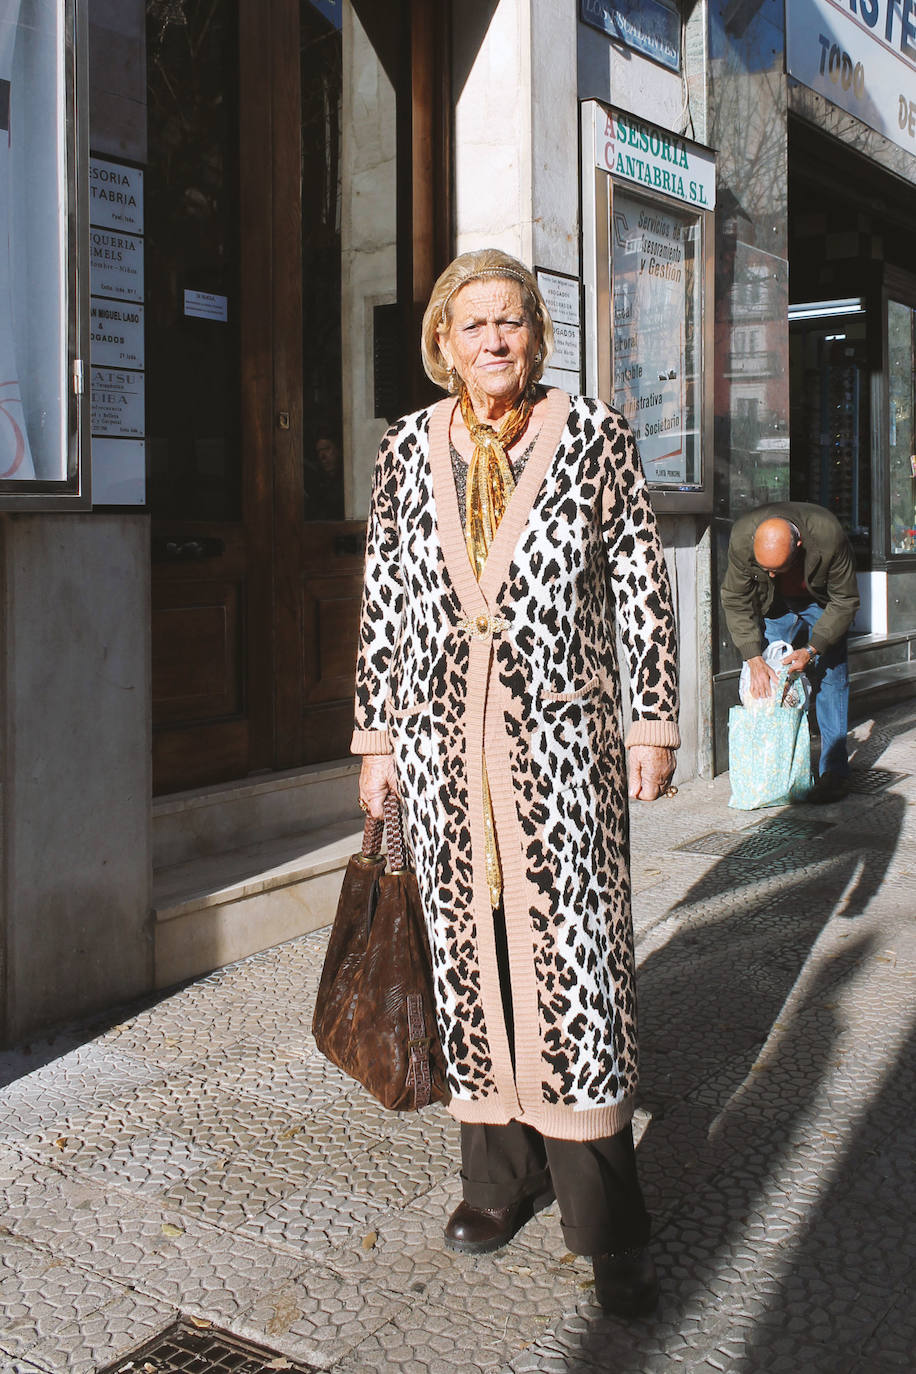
[350,729,392,755]
[625,719,681,749]
[429,390,583,1127]
[447,1090,636,1142]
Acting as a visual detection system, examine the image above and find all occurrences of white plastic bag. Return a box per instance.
[739,640,811,710]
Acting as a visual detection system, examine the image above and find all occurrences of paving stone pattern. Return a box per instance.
[2,704,915,1372]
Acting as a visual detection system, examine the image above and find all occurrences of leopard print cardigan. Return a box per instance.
[352,390,679,1141]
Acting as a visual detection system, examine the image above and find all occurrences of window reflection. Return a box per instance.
[888,300,916,556]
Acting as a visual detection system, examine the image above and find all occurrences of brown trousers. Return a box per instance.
[459,1119,650,1257]
[460,902,651,1257]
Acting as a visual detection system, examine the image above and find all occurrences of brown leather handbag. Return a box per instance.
[312,793,448,1111]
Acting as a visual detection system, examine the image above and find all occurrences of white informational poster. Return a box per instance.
[787,0,916,157]
[91,228,144,302]
[184,289,229,321]
[611,190,697,483]
[90,367,145,439]
[91,438,146,505]
[90,299,144,369]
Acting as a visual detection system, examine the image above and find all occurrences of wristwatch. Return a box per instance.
[804,644,819,663]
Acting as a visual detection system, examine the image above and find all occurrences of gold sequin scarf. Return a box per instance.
[458,385,532,907]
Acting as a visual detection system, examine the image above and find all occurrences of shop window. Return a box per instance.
[887,299,916,557]
[610,189,703,489]
[0,0,87,508]
[788,307,870,556]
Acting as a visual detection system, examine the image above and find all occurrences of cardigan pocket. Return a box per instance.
[539,673,602,706]
[388,697,434,721]
[533,676,605,794]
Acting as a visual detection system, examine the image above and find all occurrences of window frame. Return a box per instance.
[581,99,714,514]
[0,0,90,511]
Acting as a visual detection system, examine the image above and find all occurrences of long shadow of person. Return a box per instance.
[736,1010,916,1372]
[557,788,907,1371]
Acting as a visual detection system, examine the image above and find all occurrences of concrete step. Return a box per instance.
[153,818,364,990]
[153,759,362,870]
[850,660,916,715]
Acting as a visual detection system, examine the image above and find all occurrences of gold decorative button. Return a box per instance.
[476,614,489,634]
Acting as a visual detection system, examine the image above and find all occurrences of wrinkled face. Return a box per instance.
[438,278,538,412]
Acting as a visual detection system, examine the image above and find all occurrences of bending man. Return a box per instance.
[721,501,860,804]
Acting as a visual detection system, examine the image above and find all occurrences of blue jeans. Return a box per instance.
[764,605,850,777]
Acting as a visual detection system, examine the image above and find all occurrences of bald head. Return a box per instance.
[753,518,802,574]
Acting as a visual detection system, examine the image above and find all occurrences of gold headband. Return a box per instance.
[440,267,533,323]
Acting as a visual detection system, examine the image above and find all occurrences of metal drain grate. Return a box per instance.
[676,817,835,858]
[101,1319,315,1374]
[847,768,909,794]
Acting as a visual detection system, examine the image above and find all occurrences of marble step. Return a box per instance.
[153,818,364,990]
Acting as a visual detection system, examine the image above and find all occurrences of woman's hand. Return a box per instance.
[627,745,676,801]
[358,754,399,819]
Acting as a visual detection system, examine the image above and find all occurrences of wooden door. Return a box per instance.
[148,0,449,793]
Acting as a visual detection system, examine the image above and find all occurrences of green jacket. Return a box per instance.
[721,501,860,662]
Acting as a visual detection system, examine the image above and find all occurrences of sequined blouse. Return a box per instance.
[449,436,538,534]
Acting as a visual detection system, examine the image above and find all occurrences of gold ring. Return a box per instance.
[663,785,678,799]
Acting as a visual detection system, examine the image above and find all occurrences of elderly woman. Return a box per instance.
[353,249,679,1318]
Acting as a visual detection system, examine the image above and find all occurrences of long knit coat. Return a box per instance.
[351,390,679,1141]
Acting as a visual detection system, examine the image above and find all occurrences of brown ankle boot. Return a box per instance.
[444,1188,554,1255]
[592,1246,659,1318]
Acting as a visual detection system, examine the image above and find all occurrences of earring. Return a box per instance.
[448,367,460,394]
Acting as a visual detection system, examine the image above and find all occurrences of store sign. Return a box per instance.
[595,109,716,209]
[787,0,916,157]
[89,158,143,234]
[536,268,582,391]
[90,300,144,369]
[90,228,143,302]
[579,0,680,73]
[90,367,145,439]
[89,154,146,503]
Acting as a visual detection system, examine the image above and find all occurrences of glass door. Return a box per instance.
[788,306,871,557]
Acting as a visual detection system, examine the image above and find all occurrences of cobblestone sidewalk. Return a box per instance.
[1,703,914,1373]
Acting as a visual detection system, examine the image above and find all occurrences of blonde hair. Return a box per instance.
[421,249,554,391]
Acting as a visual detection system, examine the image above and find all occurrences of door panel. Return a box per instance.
[148,0,448,794]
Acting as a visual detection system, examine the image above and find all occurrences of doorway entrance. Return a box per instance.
[145,0,448,794]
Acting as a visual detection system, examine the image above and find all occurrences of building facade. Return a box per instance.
[1,0,914,1042]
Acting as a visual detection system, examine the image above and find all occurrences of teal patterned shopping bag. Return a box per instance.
[728,671,813,810]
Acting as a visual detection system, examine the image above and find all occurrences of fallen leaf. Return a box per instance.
[558,1252,576,1265]
[53,1137,68,1150]
[187,1316,212,1329]
[278,1125,302,1141]
[161,1222,184,1237]
[361,1231,378,1251]
[264,1361,293,1371]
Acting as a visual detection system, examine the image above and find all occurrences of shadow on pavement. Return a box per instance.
[573,790,907,1371]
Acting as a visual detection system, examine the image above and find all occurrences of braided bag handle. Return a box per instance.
[383,791,408,870]
[360,796,408,869]
[360,815,384,859]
